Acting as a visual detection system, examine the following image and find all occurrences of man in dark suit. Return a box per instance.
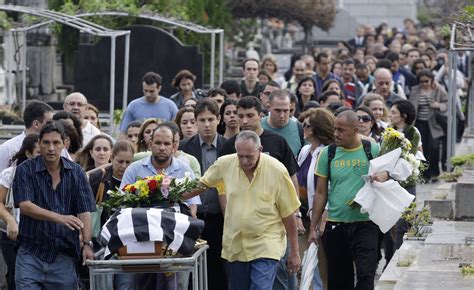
[348,26,366,49]
[179,98,227,290]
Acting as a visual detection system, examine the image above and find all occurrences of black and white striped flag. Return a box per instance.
[100,208,205,259]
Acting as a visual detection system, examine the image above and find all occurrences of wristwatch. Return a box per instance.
[83,240,93,248]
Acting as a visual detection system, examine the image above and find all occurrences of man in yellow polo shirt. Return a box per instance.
[184,130,301,289]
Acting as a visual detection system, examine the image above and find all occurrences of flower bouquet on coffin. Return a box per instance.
[102,172,199,210]
[352,128,425,233]
[99,173,202,259]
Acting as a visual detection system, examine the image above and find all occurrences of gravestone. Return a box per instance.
[455,169,474,220]
[74,25,204,111]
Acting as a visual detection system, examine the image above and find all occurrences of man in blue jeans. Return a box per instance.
[184,131,301,290]
[13,120,96,289]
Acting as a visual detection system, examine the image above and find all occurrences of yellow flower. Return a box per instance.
[140,185,150,198]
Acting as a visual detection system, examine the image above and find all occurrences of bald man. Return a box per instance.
[308,111,387,290]
[63,92,100,146]
[359,68,404,107]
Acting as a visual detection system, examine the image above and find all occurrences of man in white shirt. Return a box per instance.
[63,92,101,146]
[0,100,54,172]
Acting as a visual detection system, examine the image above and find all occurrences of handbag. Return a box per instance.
[91,169,106,239]
[0,164,18,232]
[434,109,447,133]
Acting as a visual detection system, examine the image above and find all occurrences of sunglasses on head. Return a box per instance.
[358,115,372,122]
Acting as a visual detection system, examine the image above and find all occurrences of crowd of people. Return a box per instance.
[0,17,471,290]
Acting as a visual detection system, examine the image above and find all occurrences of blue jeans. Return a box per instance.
[226,258,278,290]
[15,247,77,290]
[273,242,297,290]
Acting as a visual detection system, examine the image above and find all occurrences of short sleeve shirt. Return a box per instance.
[200,153,300,262]
[261,117,302,156]
[315,142,379,222]
[120,157,201,205]
[13,156,96,262]
[119,97,179,132]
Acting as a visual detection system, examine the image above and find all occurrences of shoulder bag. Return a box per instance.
[91,169,106,239]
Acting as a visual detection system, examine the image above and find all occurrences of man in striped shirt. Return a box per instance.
[13,120,96,289]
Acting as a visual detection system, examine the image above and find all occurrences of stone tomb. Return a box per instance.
[455,170,474,220]
[74,25,204,111]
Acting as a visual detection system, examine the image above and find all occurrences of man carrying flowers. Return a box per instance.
[308,111,389,290]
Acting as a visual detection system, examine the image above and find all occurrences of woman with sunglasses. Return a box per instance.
[297,108,335,290]
[409,69,448,182]
[355,106,383,143]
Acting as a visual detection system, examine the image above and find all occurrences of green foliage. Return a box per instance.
[416,6,433,26]
[227,18,258,48]
[440,24,451,39]
[46,0,231,85]
[396,256,415,267]
[114,109,124,126]
[0,12,13,30]
[402,202,431,238]
[460,5,474,23]
[461,264,474,275]
[451,153,474,167]
[439,167,464,182]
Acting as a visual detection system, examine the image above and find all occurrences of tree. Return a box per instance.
[46,0,231,84]
[227,0,337,51]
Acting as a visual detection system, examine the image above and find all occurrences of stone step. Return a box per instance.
[424,182,455,219]
[377,240,424,288]
[424,199,454,219]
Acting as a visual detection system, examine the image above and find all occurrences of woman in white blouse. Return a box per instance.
[297,108,335,290]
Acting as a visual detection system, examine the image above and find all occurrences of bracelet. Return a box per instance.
[82,240,93,250]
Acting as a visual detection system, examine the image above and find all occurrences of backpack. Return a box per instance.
[326,139,373,180]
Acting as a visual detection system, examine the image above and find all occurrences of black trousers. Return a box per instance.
[1,232,17,290]
[416,120,441,178]
[383,185,416,266]
[197,213,228,290]
[322,221,379,290]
